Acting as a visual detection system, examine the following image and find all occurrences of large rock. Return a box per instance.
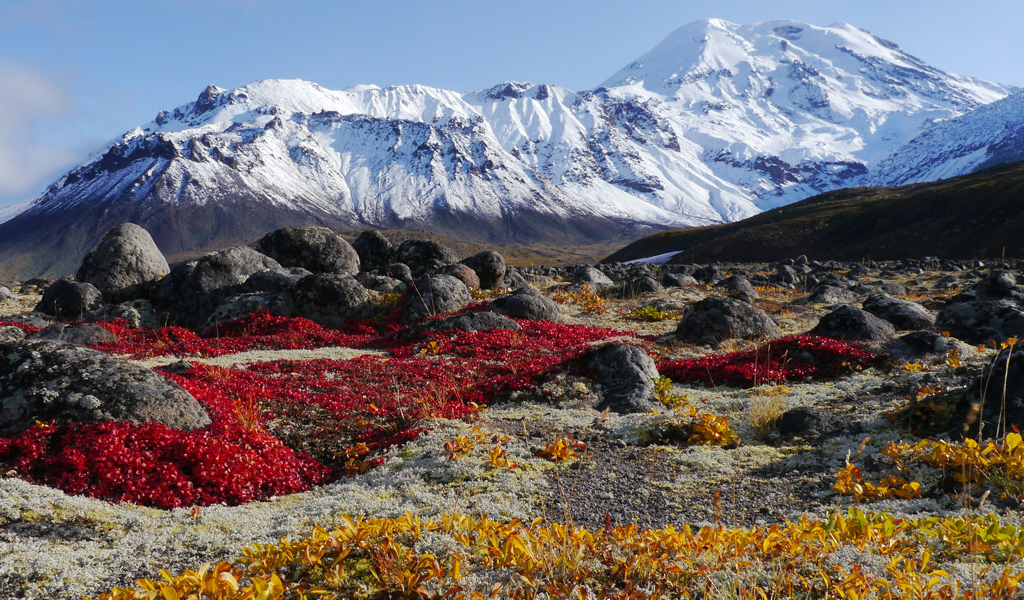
[428,311,521,333]
[0,340,210,434]
[674,297,780,345]
[253,226,359,275]
[158,247,281,328]
[583,344,660,414]
[935,300,1024,345]
[396,239,460,277]
[76,223,169,296]
[949,346,1024,439]
[352,230,395,273]
[441,263,480,290]
[488,286,560,321]
[34,278,104,318]
[27,323,118,346]
[572,266,614,293]
[714,276,758,301]
[810,304,895,342]
[461,251,507,290]
[289,274,372,329]
[798,285,858,305]
[862,294,935,330]
[204,292,291,332]
[404,275,471,323]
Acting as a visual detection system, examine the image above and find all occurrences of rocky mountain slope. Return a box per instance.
[0,19,1015,278]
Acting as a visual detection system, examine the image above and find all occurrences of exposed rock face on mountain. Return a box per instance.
[0,19,1014,278]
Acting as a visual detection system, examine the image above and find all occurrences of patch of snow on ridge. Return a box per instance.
[0,198,34,225]
[624,251,683,264]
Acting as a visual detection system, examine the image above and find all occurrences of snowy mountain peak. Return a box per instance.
[1,19,1018,278]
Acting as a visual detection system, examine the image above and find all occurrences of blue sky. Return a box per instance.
[1,0,1021,209]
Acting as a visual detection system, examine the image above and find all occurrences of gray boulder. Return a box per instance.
[935,300,1024,345]
[385,263,414,282]
[203,292,291,332]
[572,266,614,293]
[461,251,507,289]
[862,294,935,330]
[583,343,660,414]
[404,275,471,323]
[0,285,15,302]
[441,263,481,290]
[663,273,697,288]
[429,311,521,333]
[396,239,460,277]
[83,300,164,329]
[949,346,1024,439]
[158,246,281,328]
[799,285,858,305]
[254,226,359,275]
[0,339,210,434]
[243,267,312,293]
[674,297,780,345]
[289,274,372,329]
[715,276,759,301]
[35,278,104,318]
[27,323,118,346]
[810,304,895,342]
[352,230,395,273]
[355,272,403,293]
[76,223,169,296]
[488,286,560,321]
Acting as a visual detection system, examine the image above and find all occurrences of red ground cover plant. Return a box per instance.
[0,320,42,333]
[0,311,641,507]
[657,335,884,387]
[90,311,396,358]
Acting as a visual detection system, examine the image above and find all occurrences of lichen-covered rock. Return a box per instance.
[385,263,414,282]
[461,251,506,290]
[34,278,104,318]
[157,247,281,328]
[583,343,660,414]
[0,340,210,434]
[75,223,169,296]
[428,311,521,333]
[935,299,1024,345]
[27,323,118,346]
[352,230,395,273]
[356,272,403,293]
[83,300,164,329]
[714,276,758,301]
[253,226,359,275]
[243,267,312,294]
[441,263,481,290]
[662,273,697,288]
[289,274,372,329]
[798,285,858,305]
[396,239,460,277]
[862,294,935,330]
[488,286,560,321]
[809,304,895,342]
[404,275,470,323]
[571,266,614,293]
[203,292,291,332]
[674,297,779,345]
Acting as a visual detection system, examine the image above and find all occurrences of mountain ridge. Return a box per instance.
[0,19,1017,278]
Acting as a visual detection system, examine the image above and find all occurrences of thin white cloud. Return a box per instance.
[0,59,84,201]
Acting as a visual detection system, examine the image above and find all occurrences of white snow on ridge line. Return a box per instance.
[0,198,35,225]
[624,251,683,264]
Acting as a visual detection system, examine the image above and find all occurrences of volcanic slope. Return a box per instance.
[603,161,1024,264]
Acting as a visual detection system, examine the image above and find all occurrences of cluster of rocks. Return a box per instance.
[6,220,1024,437]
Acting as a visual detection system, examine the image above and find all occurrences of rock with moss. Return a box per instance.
[0,339,209,434]
[673,296,779,345]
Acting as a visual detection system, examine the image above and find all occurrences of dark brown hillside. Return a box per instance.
[603,161,1024,264]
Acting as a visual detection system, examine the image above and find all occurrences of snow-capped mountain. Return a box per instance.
[873,90,1024,185]
[0,19,1016,277]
